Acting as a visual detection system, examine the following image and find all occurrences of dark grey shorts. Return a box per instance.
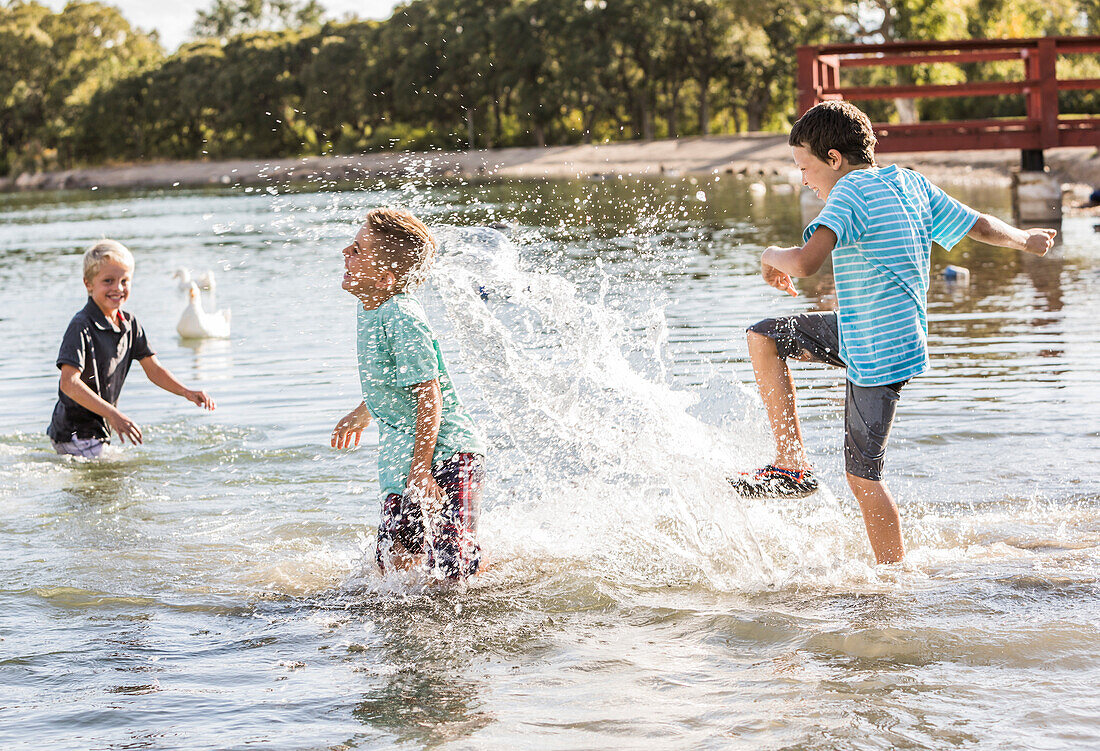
[748,313,905,481]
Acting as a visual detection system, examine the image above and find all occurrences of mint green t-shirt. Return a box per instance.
[357,294,486,499]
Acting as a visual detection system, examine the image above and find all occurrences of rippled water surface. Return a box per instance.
[1,177,1098,750]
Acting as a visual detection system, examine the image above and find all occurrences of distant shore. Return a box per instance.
[3,134,1098,204]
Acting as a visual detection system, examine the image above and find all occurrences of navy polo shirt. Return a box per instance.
[47,298,155,442]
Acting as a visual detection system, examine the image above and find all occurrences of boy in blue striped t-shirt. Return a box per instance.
[735,101,1056,564]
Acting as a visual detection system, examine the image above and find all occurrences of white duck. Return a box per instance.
[177,282,231,339]
[172,268,216,294]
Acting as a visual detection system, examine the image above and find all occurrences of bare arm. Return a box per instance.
[331,400,372,449]
[138,355,215,410]
[759,226,838,296]
[967,214,1056,256]
[408,379,445,507]
[59,364,143,444]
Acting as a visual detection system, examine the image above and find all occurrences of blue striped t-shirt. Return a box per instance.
[804,165,979,386]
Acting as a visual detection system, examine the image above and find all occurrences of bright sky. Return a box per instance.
[41,0,403,50]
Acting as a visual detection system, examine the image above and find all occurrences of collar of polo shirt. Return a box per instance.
[84,296,129,333]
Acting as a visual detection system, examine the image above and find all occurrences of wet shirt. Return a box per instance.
[804,165,979,386]
[47,298,155,441]
[356,294,485,499]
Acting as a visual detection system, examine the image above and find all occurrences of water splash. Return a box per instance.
[405,226,876,592]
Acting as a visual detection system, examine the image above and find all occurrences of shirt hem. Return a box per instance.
[395,371,441,388]
[845,366,926,388]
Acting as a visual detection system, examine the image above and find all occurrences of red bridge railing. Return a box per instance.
[797,37,1100,167]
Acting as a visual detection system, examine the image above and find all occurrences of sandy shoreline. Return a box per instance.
[3,134,1098,201]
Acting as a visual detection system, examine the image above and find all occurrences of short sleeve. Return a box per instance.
[803,179,867,247]
[56,318,87,371]
[129,315,155,361]
[920,175,980,251]
[382,302,440,388]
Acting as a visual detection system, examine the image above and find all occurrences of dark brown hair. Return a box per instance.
[364,208,437,290]
[789,101,877,167]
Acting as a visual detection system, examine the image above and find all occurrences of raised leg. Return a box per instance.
[747,330,811,471]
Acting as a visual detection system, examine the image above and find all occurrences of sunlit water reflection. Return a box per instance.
[1,177,1098,749]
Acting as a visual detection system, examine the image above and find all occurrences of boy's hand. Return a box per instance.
[1024,228,1057,256]
[185,389,216,411]
[107,409,143,445]
[762,254,798,297]
[331,407,371,449]
[407,470,447,516]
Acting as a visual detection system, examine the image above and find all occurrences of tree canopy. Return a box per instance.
[0,1,162,174]
[191,0,325,39]
[0,0,1096,175]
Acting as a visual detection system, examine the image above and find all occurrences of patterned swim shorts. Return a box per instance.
[52,435,107,459]
[376,452,484,579]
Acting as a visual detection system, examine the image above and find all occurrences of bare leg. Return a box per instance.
[747,330,810,470]
[846,473,905,564]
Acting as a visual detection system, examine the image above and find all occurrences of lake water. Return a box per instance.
[1,176,1098,750]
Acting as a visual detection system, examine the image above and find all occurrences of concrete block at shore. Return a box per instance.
[1012,170,1063,223]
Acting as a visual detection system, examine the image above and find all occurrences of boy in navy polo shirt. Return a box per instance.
[48,240,215,458]
[735,101,1056,563]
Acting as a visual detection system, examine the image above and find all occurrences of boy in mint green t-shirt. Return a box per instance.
[331,208,486,580]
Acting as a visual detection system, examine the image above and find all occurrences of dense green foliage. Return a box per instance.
[0,1,162,174]
[1,0,1097,175]
[191,0,324,39]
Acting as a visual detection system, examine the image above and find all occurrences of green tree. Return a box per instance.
[10,0,1098,170]
[676,0,739,135]
[495,0,565,146]
[298,21,387,153]
[726,0,838,132]
[192,0,324,39]
[0,1,161,174]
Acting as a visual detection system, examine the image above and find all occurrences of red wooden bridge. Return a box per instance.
[797,37,1100,170]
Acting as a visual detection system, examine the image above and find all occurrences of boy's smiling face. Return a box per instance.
[84,260,132,321]
[792,144,847,200]
[342,225,394,300]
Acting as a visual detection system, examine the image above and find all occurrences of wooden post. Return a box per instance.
[797,47,818,116]
[1024,47,1037,115]
[1022,41,1049,170]
[1037,38,1059,150]
[822,55,841,94]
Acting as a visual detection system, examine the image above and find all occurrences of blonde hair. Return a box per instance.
[364,208,436,291]
[83,239,134,282]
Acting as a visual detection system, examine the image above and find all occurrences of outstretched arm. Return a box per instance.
[967,214,1056,256]
[139,355,216,410]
